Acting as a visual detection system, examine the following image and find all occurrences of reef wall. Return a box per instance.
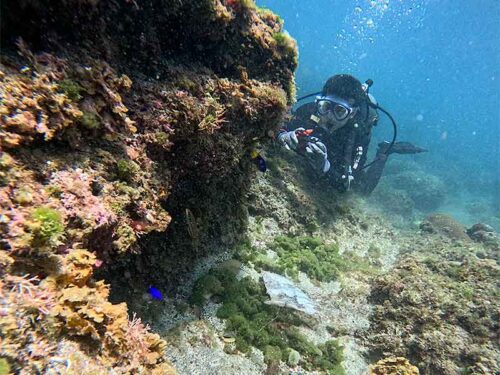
[0,0,297,372]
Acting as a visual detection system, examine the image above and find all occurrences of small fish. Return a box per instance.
[148,286,163,301]
[20,66,30,73]
[250,150,267,172]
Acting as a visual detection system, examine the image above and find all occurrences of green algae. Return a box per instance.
[315,340,345,374]
[273,32,297,61]
[240,0,257,10]
[257,6,283,26]
[113,224,136,253]
[0,153,13,186]
[116,159,139,183]
[30,206,64,247]
[263,345,282,364]
[190,274,224,305]
[238,236,358,282]
[191,267,344,372]
[13,186,33,205]
[80,111,100,129]
[0,358,10,375]
[45,185,63,198]
[57,79,83,101]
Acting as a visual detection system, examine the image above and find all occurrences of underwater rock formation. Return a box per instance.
[467,223,499,244]
[387,170,446,211]
[420,213,471,242]
[366,234,499,374]
[0,0,297,372]
[373,160,446,215]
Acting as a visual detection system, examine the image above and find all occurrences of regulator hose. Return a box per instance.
[358,103,398,170]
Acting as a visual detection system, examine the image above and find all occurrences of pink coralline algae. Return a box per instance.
[50,169,116,227]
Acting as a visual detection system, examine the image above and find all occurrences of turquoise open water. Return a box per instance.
[258,0,500,226]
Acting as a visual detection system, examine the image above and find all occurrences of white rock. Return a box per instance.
[262,271,317,315]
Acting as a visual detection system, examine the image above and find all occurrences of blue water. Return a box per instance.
[258,0,500,227]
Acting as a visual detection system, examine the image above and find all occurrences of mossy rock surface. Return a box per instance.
[366,241,500,374]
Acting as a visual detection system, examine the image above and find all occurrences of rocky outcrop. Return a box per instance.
[0,0,297,372]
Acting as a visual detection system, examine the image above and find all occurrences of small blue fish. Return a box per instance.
[250,150,267,172]
[148,286,163,301]
[254,156,267,172]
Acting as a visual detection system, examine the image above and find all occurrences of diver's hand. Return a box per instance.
[305,140,331,173]
[277,128,304,151]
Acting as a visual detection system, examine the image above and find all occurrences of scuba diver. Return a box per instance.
[278,74,426,195]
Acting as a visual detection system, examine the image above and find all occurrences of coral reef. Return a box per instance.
[0,56,167,259]
[239,147,499,375]
[467,223,499,247]
[1,0,297,372]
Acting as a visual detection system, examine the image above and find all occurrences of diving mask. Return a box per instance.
[315,95,356,121]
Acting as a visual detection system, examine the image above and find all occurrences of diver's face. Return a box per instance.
[318,102,358,133]
[316,95,358,133]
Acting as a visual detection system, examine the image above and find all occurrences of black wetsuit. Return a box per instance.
[283,101,389,195]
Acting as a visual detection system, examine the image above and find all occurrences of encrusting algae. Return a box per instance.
[0,0,297,373]
[0,249,174,374]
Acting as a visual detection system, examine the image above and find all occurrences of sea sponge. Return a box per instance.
[58,249,96,286]
[367,357,419,375]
